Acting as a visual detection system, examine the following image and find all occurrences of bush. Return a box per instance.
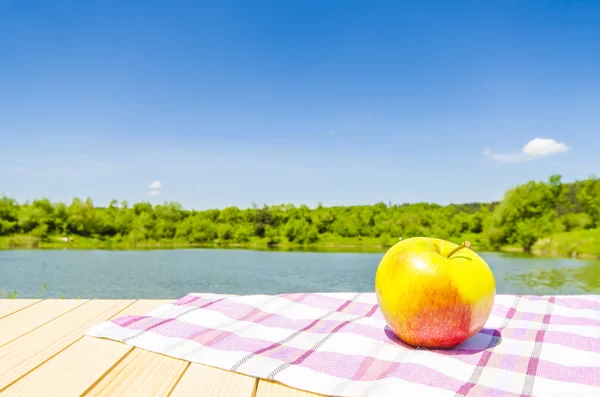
[558,213,593,232]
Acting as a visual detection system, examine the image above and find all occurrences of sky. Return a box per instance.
[1,0,599,209]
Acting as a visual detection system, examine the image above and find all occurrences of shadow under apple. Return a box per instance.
[384,326,502,355]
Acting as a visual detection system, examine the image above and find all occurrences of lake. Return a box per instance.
[0,248,599,299]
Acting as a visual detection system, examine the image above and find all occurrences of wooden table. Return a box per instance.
[0,299,325,396]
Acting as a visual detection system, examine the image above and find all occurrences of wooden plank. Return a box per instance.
[0,299,41,320]
[169,364,258,397]
[0,336,133,397]
[0,299,134,392]
[0,299,88,347]
[111,299,171,318]
[81,300,181,396]
[83,348,188,396]
[256,380,326,397]
[1,300,172,397]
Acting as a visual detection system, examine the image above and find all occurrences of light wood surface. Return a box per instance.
[0,300,134,392]
[169,363,258,397]
[0,299,40,320]
[0,299,325,396]
[0,299,87,347]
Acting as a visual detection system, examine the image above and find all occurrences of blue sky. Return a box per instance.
[1,1,599,209]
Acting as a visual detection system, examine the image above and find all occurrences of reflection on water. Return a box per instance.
[232,245,388,254]
[506,260,600,294]
[1,249,599,298]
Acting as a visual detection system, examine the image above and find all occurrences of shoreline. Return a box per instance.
[1,238,598,260]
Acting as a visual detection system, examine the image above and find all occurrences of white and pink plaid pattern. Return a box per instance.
[86,293,600,396]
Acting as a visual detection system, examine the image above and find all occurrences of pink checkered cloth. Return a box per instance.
[85,293,600,397]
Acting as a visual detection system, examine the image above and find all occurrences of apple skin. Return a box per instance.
[375,237,496,349]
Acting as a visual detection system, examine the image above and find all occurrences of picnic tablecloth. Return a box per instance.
[86,293,600,397]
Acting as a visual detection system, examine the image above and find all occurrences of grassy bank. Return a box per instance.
[2,230,599,259]
[0,233,486,252]
[532,228,600,259]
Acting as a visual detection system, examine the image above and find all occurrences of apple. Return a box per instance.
[374,237,496,349]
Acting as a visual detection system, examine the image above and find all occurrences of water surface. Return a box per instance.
[0,249,598,299]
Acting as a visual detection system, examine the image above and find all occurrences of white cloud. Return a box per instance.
[148,180,162,189]
[484,138,569,163]
[522,138,569,156]
[148,190,160,196]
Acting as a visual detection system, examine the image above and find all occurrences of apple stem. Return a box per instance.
[447,241,470,257]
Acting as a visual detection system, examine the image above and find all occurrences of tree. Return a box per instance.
[129,212,154,241]
[67,198,97,236]
[233,224,253,243]
[515,215,555,252]
[577,176,600,227]
[284,218,310,243]
[0,197,18,236]
[0,173,596,252]
[558,212,592,232]
[265,226,280,245]
[489,180,557,250]
[18,202,50,237]
[217,224,234,241]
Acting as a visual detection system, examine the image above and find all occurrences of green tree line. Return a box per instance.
[1,174,599,252]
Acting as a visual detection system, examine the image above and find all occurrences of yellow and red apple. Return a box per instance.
[375,237,496,349]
